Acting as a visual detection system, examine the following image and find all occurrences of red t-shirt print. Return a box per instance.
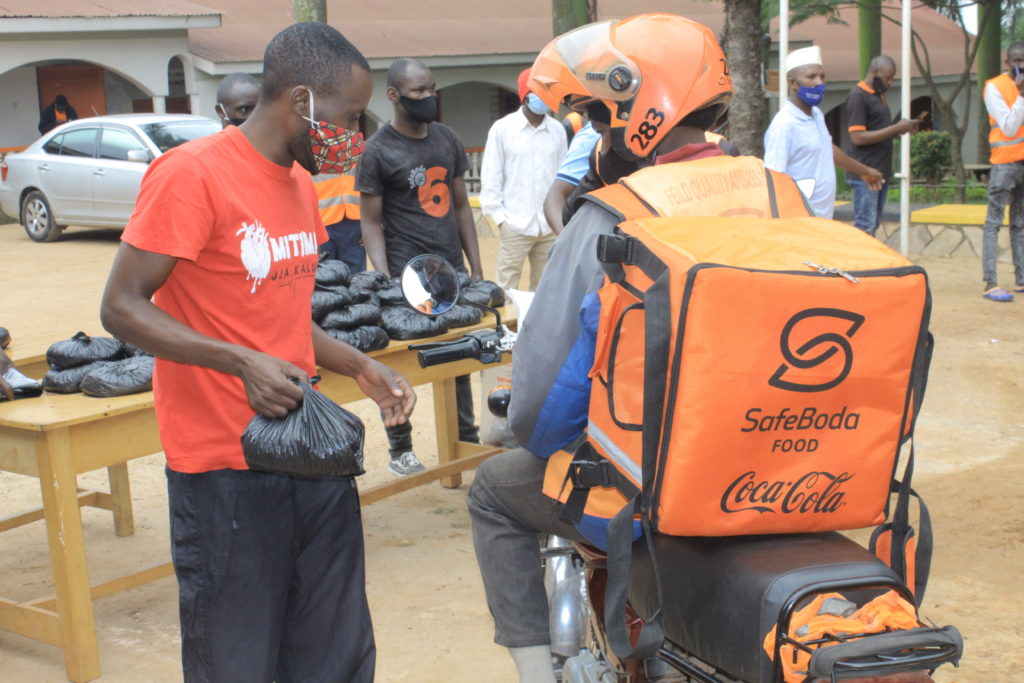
[121,126,327,473]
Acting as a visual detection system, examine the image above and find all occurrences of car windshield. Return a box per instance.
[140,120,221,153]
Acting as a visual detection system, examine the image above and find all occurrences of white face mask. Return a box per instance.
[525,93,550,116]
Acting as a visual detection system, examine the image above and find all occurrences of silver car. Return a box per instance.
[0,114,222,242]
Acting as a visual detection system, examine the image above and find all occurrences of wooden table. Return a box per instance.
[0,315,511,682]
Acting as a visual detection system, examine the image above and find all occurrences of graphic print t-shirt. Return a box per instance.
[121,125,327,473]
[355,122,470,276]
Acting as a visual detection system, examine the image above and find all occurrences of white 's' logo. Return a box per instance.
[236,220,272,293]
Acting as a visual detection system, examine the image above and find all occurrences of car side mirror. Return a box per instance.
[126,149,153,164]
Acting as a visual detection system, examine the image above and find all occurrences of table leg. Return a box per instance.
[433,377,461,488]
[35,428,101,683]
[106,463,135,537]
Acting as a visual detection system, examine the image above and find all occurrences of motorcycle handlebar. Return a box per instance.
[416,337,482,368]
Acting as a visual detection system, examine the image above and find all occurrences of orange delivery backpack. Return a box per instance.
[546,214,935,659]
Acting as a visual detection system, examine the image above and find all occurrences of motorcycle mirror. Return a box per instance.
[400,254,461,317]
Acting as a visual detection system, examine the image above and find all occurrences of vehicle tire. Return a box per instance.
[21,190,64,242]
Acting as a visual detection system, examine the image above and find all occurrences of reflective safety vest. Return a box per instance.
[312,170,361,224]
[987,73,1024,164]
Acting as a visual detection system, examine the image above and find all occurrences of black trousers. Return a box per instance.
[385,373,479,457]
[167,468,375,683]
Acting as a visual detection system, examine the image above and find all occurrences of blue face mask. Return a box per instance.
[797,83,826,107]
[525,93,550,115]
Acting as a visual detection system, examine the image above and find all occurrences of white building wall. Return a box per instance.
[0,66,43,148]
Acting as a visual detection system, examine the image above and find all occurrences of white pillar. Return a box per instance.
[190,93,200,116]
[152,96,166,114]
[899,0,912,256]
[779,0,790,107]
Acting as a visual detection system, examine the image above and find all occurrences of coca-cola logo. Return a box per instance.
[769,308,865,393]
[720,470,852,514]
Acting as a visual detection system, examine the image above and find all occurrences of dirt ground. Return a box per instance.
[0,219,1021,683]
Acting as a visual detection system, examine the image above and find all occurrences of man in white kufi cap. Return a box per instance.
[764,45,883,218]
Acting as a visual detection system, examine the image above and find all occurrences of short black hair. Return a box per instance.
[386,57,429,90]
[868,55,896,74]
[261,22,370,100]
[55,94,69,107]
[216,72,259,103]
[1008,41,1024,56]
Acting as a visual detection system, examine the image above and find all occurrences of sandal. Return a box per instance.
[1015,285,1024,293]
[982,287,1014,302]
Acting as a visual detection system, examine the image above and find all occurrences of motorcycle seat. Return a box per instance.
[628,531,903,683]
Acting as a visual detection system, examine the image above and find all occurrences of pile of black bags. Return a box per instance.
[42,332,154,397]
[313,257,506,346]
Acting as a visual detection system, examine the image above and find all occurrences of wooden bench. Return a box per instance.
[0,315,512,682]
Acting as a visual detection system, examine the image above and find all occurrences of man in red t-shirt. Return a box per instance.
[101,23,414,682]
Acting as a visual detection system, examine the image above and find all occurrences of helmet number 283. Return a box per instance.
[630,108,666,151]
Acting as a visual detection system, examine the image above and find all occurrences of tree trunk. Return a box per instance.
[553,0,596,36]
[293,0,326,23]
[722,0,765,157]
[858,0,882,78]
[976,0,1002,164]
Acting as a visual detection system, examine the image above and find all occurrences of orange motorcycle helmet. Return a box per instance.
[529,13,733,161]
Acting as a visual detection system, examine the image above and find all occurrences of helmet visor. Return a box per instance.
[555,21,641,103]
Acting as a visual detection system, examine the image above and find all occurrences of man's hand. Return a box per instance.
[0,351,13,401]
[898,118,920,135]
[236,350,308,418]
[353,358,416,427]
[860,167,885,191]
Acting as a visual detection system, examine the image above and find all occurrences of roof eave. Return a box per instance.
[0,14,221,35]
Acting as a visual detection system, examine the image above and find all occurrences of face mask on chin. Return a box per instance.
[302,89,365,175]
[871,76,889,94]
[399,94,438,124]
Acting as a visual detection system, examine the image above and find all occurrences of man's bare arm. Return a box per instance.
[359,193,390,276]
[100,243,305,417]
[849,119,918,146]
[544,179,576,235]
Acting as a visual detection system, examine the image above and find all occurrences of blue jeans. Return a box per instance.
[982,162,1024,287]
[849,177,890,236]
[319,218,366,273]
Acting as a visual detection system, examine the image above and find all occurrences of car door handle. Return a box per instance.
[93,169,106,176]
[37,164,50,172]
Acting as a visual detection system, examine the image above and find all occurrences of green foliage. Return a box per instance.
[910,131,952,184]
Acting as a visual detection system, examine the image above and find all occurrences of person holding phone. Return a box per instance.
[843,55,921,236]
[980,42,1024,302]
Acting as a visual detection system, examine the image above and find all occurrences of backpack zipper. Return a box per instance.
[803,260,860,284]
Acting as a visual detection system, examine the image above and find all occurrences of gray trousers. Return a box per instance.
[467,448,586,647]
[982,162,1024,287]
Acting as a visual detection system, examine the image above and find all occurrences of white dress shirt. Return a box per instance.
[480,108,567,238]
[764,99,836,219]
[984,78,1024,139]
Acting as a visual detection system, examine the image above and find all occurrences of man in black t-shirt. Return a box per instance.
[357,57,482,476]
[844,55,921,236]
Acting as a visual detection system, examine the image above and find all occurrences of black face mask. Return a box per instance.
[400,95,438,124]
[871,76,888,95]
[216,104,247,128]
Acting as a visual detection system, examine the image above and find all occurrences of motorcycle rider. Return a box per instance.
[466,14,812,683]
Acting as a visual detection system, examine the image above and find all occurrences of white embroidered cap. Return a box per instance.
[786,46,823,73]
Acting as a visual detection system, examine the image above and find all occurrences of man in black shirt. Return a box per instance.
[844,55,921,236]
[357,57,482,476]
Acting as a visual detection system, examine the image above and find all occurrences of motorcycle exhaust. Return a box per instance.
[542,535,589,658]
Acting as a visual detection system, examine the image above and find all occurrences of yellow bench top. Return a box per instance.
[910,204,1004,226]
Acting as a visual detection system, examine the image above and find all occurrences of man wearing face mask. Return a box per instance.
[100,23,416,682]
[214,72,260,127]
[764,46,883,219]
[357,57,483,477]
[844,55,922,235]
[480,68,567,291]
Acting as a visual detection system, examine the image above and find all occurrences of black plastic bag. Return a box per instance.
[320,303,383,330]
[315,259,351,287]
[47,332,125,370]
[380,306,449,340]
[312,285,353,320]
[241,380,365,479]
[43,361,114,394]
[464,279,506,307]
[378,280,406,307]
[121,343,150,357]
[349,287,382,307]
[1,366,42,400]
[0,326,10,349]
[328,326,390,352]
[459,287,491,307]
[440,304,482,328]
[349,271,390,291]
[80,355,154,397]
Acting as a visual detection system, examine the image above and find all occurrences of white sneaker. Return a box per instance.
[388,451,425,477]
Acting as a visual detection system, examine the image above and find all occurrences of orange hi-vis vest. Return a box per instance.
[987,73,1024,164]
[313,171,360,224]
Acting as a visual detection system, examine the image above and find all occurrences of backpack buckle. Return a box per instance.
[596,234,635,265]
[569,459,613,488]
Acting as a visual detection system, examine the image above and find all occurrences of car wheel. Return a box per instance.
[21,190,64,242]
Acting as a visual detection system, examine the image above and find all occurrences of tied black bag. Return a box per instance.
[47,332,125,370]
[241,379,365,479]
